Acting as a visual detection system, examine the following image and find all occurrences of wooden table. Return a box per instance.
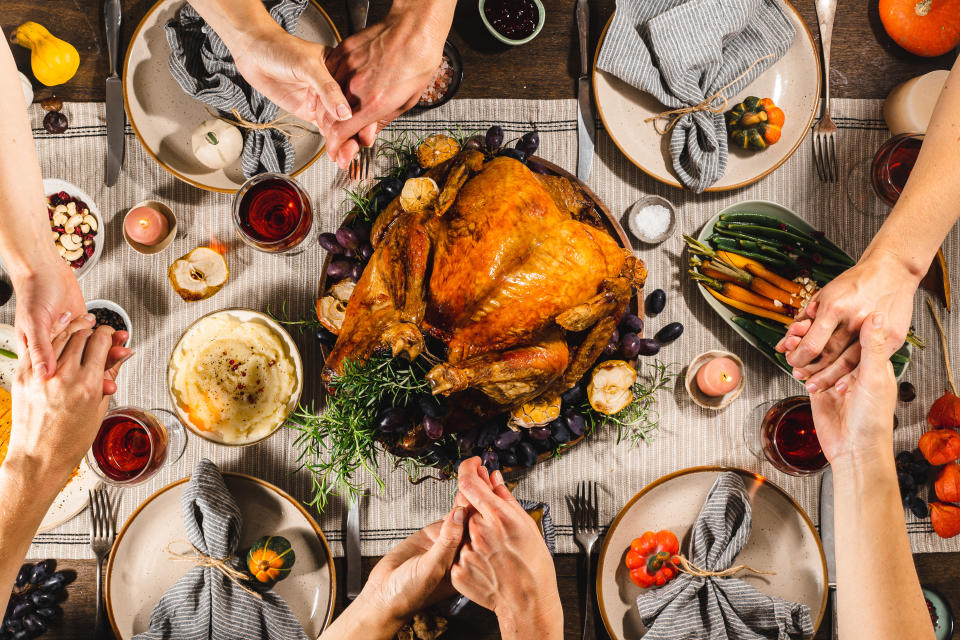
[4,0,956,638]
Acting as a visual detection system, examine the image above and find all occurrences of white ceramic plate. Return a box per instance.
[694,199,912,379]
[106,473,335,638]
[123,0,340,193]
[167,308,304,446]
[42,179,104,280]
[0,323,97,531]
[597,467,827,639]
[593,1,819,192]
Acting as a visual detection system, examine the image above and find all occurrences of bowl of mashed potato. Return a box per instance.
[167,309,302,446]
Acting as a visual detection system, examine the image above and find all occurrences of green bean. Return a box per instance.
[709,236,788,268]
[715,221,853,265]
[718,212,848,255]
[731,316,785,349]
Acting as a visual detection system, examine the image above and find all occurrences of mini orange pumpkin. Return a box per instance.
[879,0,960,57]
[246,535,295,584]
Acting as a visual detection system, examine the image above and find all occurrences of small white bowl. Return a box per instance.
[684,350,745,411]
[43,179,104,280]
[626,195,677,244]
[478,0,545,46]
[86,299,132,347]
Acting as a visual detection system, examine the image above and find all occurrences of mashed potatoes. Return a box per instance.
[168,314,297,444]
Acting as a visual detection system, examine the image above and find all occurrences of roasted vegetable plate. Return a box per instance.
[688,200,915,380]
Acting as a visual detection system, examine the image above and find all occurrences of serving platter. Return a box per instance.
[596,466,827,639]
[694,199,912,379]
[123,0,339,193]
[106,472,335,639]
[592,0,819,192]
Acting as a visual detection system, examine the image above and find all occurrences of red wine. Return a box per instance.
[871,134,923,206]
[483,0,539,40]
[234,175,312,252]
[761,397,827,474]
[92,411,166,483]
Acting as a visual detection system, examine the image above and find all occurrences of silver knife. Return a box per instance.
[819,467,838,638]
[104,0,125,187]
[575,0,595,182]
[347,0,370,34]
[345,497,361,601]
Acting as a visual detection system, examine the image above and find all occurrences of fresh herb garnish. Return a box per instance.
[0,348,17,360]
[581,360,679,446]
[267,302,325,335]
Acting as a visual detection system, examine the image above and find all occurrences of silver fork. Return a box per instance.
[89,487,115,639]
[571,481,600,640]
[348,145,375,182]
[812,0,839,182]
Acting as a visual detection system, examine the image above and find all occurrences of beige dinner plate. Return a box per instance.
[106,473,335,638]
[593,1,820,192]
[597,466,827,639]
[123,0,340,193]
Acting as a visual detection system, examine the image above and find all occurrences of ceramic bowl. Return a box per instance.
[122,200,178,255]
[43,179,104,280]
[478,0,545,46]
[415,41,464,109]
[626,194,676,244]
[86,299,133,347]
[684,350,745,410]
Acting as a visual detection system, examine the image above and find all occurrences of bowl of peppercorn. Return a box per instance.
[86,299,132,347]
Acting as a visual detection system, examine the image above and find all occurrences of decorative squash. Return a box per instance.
[879,0,960,57]
[726,97,786,152]
[246,535,295,584]
[11,22,80,87]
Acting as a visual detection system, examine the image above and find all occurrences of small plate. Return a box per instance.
[592,0,819,192]
[42,179,104,280]
[478,0,545,45]
[106,473,335,638]
[597,466,827,639]
[86,299,133,347]
[123,0,340,193]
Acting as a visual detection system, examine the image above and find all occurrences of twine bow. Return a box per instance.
[165,540,263,600]
[644,54,775,135]
[674,553,776,579]
[207,108,317,139]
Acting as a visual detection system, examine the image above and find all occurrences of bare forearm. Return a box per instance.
[320,594,404,640]
[0,43,60,282]
[832,453,932,640]
[498,598,564,640]
[862,57,960,279]
[186,0,283,49]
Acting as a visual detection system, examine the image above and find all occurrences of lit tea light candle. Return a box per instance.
[124,206,169,246]
[695,357,741,397]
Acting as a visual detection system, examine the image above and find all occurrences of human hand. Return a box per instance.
[9,315,132,486]
[12,259,86,380]
[451,458,562,639]
[809,311,897,466]
[776,252,918,392]
[323,1,453,168]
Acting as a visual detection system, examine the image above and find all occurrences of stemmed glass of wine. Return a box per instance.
[846,133,923,217]
[86,407,186,486]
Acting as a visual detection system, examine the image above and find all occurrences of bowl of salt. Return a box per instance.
[626,195,676,244]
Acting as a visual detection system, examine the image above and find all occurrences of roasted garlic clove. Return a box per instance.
[509,395,561,430]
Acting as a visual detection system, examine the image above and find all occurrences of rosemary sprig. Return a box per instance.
[287,355,435,509]
[581,360,679,446]
[267,302,325,336]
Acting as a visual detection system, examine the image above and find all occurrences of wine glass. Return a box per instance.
[744,396,827,477]
[846,133,923,217]
[86,406,186,486]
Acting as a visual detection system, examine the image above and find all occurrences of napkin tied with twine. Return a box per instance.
[133,459,308,640]
[164,0,308,178]
[596,0,796,192]
[635,472,814,639]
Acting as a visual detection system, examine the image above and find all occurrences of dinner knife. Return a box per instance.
[345,497,361,601]
[575,0,595,182]
[347,0,370,34]
[104,0,125,187]
[819,467,838,638]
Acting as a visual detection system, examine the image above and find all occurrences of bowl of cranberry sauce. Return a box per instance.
[479,0,545,46]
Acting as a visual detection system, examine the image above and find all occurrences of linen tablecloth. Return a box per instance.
[9,98,958,560]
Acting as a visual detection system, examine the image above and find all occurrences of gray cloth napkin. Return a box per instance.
[635,472,813,640]
[133,459,308,640]
[164,0,308,178]
[596,0,796,192]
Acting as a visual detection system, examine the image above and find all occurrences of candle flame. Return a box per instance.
[208,234,228,256]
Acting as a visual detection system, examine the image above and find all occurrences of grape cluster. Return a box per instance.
[897,450,932,519]
[474,126,541,163]
[2,561,68,640]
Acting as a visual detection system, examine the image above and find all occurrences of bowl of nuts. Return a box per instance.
[43,179,103,280]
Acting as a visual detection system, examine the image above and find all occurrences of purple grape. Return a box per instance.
[353,222,371,242]
[525,159,551,175]
[618,333,642,359]
[500,450,518,467]
[343,249,356,259]
[497,147,527,162]
[377,407,409,433]
[485,125,504,151]
[480,450,500,471]
[326,259,353,281]
[518,442,537,467]
[4,619,21,633]
[349,262,364,282]
[516,131,540,156]
[404,163,425,180]
[620,313,644,334]
[423,415,444,440]
[10,600,32,620]
[21,615,43,635]
[14,565,31,589]
[28,561,53,585]
[566,411,586,436]
[602,341,618,356]
[476,423,499,449]
[654,322,684,344]
[638,338,661,356]
[494,430,521,450]
[551,421,571,444]
[358,243,374,261]
[318,232,344,254]
[27,592,53,608]
[645,289,666,316]
[34,607,57,620]
[335,227,360,250]
[463,135,485,151]
[456,430,478,453]
[610,328,620,344]
[38,573,65,592]
[528,426,551,441]
[379,178,403,199]
[561,384,585,407]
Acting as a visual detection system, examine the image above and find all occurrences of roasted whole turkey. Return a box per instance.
[323,151,646,431]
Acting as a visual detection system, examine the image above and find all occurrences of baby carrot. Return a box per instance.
[744,263,804,296]
[702,286,794,325]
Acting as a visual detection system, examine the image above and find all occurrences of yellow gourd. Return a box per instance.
[11,22,79,87]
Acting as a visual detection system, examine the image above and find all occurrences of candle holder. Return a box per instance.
[684,350,745,410]
[122,200,178,254]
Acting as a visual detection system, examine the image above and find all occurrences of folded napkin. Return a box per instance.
[165,0,308,178]
[596,0,795,192]
[635,472,813,640]
[133,459,308,640]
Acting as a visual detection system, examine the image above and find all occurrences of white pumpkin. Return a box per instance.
[190,119,243,169]
[18,72,33,107]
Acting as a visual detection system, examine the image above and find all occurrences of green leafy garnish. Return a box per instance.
[267,302,325,335]
[0,348,17,360]
[581,360,679,446]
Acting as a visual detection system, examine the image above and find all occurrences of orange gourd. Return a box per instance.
[879,0,960,57]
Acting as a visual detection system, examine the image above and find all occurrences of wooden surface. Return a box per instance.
[5,0,958,638]
[28,553,959,639]
[1,0,955,105]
